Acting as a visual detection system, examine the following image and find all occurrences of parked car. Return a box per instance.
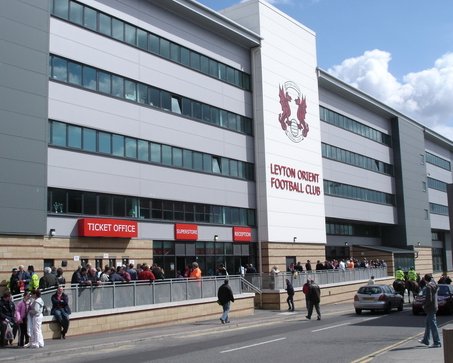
[412,284,453,315]
[354,284,404,314]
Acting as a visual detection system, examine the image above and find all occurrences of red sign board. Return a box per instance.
[233,227,252,242]
[175,224,198,240]
[78,218,138,238]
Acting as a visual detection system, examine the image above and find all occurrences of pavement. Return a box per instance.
[0,305,448,363]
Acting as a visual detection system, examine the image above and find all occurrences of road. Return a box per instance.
[20,302,452,363]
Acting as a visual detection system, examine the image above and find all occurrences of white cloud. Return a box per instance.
[327,50,453,141]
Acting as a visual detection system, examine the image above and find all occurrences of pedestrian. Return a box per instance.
[28,289,45,348]
[51,286,71,339]
[15,291,31,347]
[305,279,321,320]
[56,267,66,285]
[27,266,39,292]
[285,279,295,311]
[217,264,228,276]
[418,274,441,348]
[367,275,375,285]
[0,291,16,347]
[302,279,310,310]
[217,279,234,324]
[7,268,21,296]
[189,262,202,279]
[39,266,58,291]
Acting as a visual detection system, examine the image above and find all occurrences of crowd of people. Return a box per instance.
[287,257,387,274]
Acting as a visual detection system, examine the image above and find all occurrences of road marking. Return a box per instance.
[312,322,350,332]
[220,337,286,353]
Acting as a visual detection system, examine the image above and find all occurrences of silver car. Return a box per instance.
[354,284,404,314]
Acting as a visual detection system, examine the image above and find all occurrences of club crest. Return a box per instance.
[278,81,309,143]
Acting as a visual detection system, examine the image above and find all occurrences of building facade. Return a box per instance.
[1,0,452,288]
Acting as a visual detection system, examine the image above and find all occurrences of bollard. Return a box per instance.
[443,324,453,363]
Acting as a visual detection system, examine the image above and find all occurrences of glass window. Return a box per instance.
[226,66,235,84]
[139,199,150,218]
[98,132,111,154]
[193,152,203,171]
[192,102,202,119]
[82,128,96,152]
[67,125,82,149]
[148,34,159,54]
[84,192,97,215]
[183,150,192,169]
[54,0,69,19]
[137,29,148,50]
[125,138,137,159]
[161,91,171,111]
[137,83,148,104]
[83,7,97,31]
[68,190,82,213]
[171,97,182,114]
[190,52,200,70]
[151,199,163,219]
[82,66,96,90]
[99,195,112,215]
[212,157,221,174]
[112,135,124,157]
[68,61,82,86]
[163,201,173,220]
[51,121,66,147]
[209,59,218,77]
[200,56,209,74]
[111,75,124,98]
[170,43,180,62]
[125,80,137,101]
[160,38,170,59]
[162,145,172,165]
[184,203,194,222]
[112,18,124,41]
[125,23,136,46]
[98,71,111,94]
[221,158,229,176]
[149,87,160,107]
[113,196,125,217]
[173,148,182,168]
[99,13,112,36]
[180,47,190,66]
[203,154,211,173]
[69,1,83,25]
[150,143,161,163]
[182,98,192,117]
[174,202,184,220]
[218,64,226,80]
[138,140,149,161]
[230,160,238,177]
[52,57,67,81]
[202,104,211,122]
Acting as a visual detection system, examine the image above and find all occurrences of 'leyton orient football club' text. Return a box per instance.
[270,163,321,195]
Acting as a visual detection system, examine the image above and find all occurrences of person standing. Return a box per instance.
[189,262,202,279]
[418,274,441,348]
[285,279,295,311]
[217,279,234,324]
[15,292,31,347]
[51,286,71,339]
[0,291,16,347]
[39,267,58,291]
[28,289,44,348]
[305,279,321,321]
[367,276,375,285]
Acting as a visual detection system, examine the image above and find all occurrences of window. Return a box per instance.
[125,138,137,159]
[82,66,96,90]
[112,135,124,157]
[98,71,111,94]
[83,128,96,152]
[52,57,67,81]
[112,18,124,41]
[51,121,66,147]
[67,125,82,149]
[99,13,112,36]
[68,62,82,86]
[98,132,111,154]
[138,140,149,161]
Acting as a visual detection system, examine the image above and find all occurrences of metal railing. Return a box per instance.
[246,267,388,290]
[12,268,387,314]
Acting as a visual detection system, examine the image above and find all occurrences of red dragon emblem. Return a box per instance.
[278,82,309,142]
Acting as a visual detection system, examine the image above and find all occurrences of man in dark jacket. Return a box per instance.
[217,280,234,324]
[51,286,71,339]
[418,274,441,348]
[39,267,58,290]
[285,279,295,311]
[305,279,321,320]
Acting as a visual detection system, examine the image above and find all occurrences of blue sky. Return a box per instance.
[197,0,453,141]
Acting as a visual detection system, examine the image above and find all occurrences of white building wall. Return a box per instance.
[224,1,325,244]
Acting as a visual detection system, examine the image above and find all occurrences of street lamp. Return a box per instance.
[293,237,297,243]
[214,235,218,242]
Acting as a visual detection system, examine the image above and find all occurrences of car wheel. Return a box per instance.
[355,308,362,315]
[398,301,403,311]
[384,302,391,314]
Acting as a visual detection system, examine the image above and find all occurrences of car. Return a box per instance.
[412,284,453,315]
[354,284,404,315]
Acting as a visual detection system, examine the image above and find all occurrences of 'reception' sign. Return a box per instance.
[270,163,321,195]
[78,218,138,238]
[233,227,252,242]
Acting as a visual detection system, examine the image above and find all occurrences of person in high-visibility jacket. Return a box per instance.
[27,265,40,292]
[407,267,417,281]
[395,267,405,281]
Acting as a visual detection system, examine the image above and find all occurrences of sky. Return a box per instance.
[197,0,453,141]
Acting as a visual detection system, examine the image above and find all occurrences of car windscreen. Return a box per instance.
[358,287,382,294]
[438,285,451,296]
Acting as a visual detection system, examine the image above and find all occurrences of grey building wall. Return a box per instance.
[389,117,432,247]
[0,0,49,235]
